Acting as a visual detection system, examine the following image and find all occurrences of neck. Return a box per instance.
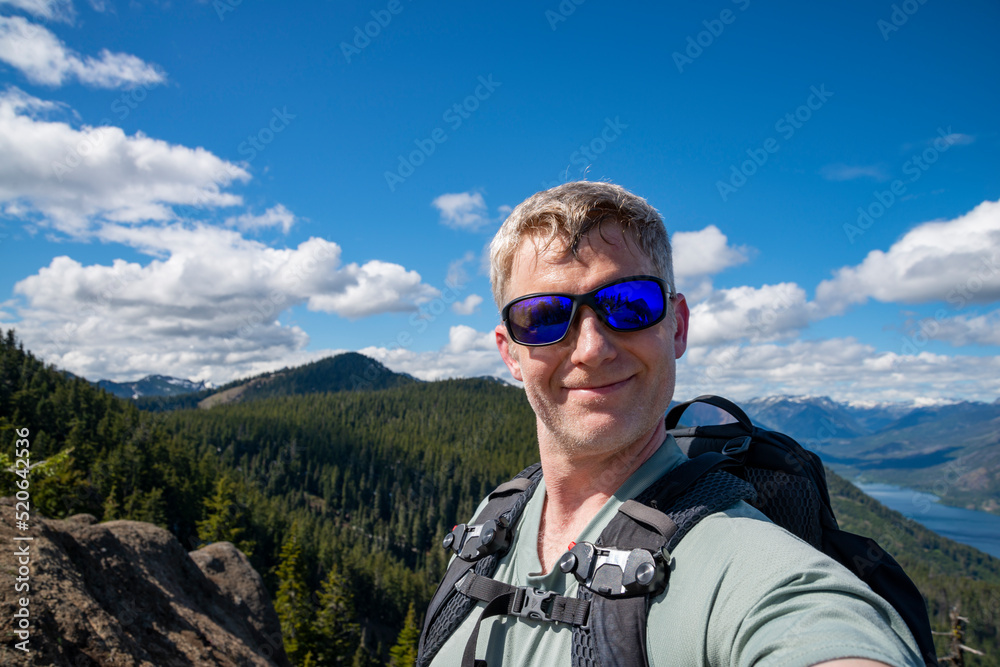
[541,420,665,510]
[534,420,665,572]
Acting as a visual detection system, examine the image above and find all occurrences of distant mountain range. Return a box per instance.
[95,374,209,399]
[94,357,1000,515]
[733,395,1000,515]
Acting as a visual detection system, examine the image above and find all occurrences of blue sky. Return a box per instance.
[1,0,998,404]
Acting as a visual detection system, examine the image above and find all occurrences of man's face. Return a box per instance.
[495,224,689,458]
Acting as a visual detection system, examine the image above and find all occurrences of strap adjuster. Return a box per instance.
[512,587,557,622]
[558,541,668,598]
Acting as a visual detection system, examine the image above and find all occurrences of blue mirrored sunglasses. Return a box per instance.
[501,275,673,346]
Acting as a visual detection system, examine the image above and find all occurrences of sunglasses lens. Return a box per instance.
[596,280,665,330]
[507,295,574,345]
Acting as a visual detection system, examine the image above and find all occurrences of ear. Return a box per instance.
[671,294,690,360]
[495,324,523,382]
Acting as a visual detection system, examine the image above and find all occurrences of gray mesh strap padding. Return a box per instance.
[744,467,824,549]
[416,463,543,667]
[570,468,757,667]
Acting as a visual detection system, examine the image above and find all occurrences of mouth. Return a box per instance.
[565,375,634,396]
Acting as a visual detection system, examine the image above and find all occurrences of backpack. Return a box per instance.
[415,395,939,667]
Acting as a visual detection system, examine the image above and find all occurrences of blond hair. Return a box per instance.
[489,181,674,308]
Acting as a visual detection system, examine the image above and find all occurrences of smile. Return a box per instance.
[565,375,634,396]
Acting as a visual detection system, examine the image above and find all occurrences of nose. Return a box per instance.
[568,307,617,366]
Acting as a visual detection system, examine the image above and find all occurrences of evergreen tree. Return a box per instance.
[196,475,255,555]
[388,602,419,667]
[313,565,359,664]
[350,640,379,667]
[102,483,121,521]
[122,486,168,527]
[275,529,314,665]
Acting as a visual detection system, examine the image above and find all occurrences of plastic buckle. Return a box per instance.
[512,587,557,622]
[722,435,752,461]
[558,541,668,598]
[442,516,512,561]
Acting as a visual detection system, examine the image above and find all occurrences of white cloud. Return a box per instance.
[0,0,74,22]
[816,200,1000,314]
[433,191,492,231]
[687,283,815,347]
[671,225,751,302]
[11,225,441,382]
[452,294,483,315]
[446,250,476,289]
[443,324,494,353]
[905,309,1000,347]
[679,338,1000,404]
[0,16,165,87]
[0,87,248,236]
[820,164,887,182]
[225,204,296,234]
[306,259,439,319]
[935,132,974,147]
[672,225,750,280]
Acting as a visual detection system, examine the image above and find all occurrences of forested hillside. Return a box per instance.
[135,353,416,412]
[1,328,997,665]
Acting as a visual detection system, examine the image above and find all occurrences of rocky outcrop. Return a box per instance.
[0,498,289,666]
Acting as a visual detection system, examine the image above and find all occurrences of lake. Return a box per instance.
[854,482,1000,559]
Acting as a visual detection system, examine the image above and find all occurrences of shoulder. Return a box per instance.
[645,501,923,667]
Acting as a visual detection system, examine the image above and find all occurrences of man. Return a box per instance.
[423,182,922,666]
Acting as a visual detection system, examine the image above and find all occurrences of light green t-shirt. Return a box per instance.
[428,437,924,667]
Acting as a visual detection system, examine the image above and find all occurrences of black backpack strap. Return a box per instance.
[571,456,757,667]
[666,394,754,430]
[456,572,591,667]
[416,462,543,667]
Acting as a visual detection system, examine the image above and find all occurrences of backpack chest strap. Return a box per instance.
[456,571,591,667]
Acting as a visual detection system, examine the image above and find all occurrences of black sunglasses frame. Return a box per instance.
[501,275,674,347]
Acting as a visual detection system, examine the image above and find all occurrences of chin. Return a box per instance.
[548,415,650,457]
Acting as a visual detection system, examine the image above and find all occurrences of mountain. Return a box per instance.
[96,374,208,399]
[135,352,417,411]
[742,395,870,439]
